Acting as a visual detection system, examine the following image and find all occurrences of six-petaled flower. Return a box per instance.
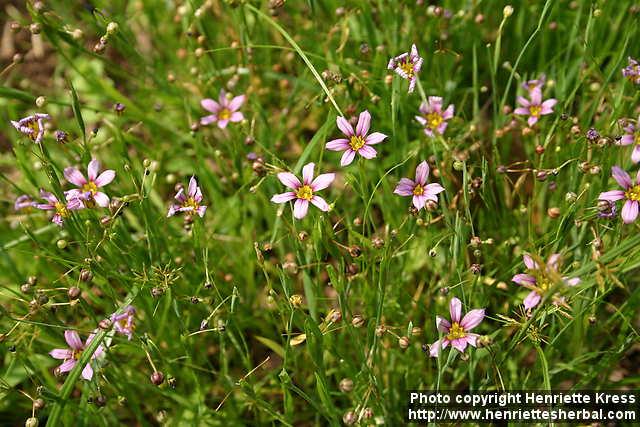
[598,166,640,224]
[271,163,334,219]
[429,297,485,357]
[393,161,445,210]
[514,87,557,126]
[49,330,105,381]
[512,254,580,310]
[200,90,245,129]
[415,97,454,137]
[618,116,640,163]
[387,44,423,93]
[325,111,387,166]
[11,113,50,144]
[64,159,116,208]
[622,57,640,85]
[35,190,83,226]
[168,176,207,218]
[111,306,136,340]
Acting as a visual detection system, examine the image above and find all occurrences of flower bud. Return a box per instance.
[106,22,119,35]
[68,287,81,300]
[339,378,354,393]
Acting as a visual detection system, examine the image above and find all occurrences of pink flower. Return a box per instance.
[167,176,207,218]
[387,44,423,93]
[271,162,334,219]
[521,74,546,93]
[326,111,387,166]
[618,116,640,163]
[393,161,445,210]
[512,254,581,310]
[35,190,83,226]
[598,166,640,224]
[49,330,104,381]
[513,87,557,126]
[429,297,485,357]
[64,159,115,208]
[415,97,454,137]
[200,90,245,129]
[110,306,136,340]
[11,113,50,144]
[14,195,36,211]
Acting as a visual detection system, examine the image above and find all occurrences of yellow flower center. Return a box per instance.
[349,135,366,151]
[55,202,69,218]
[426,112,443,130]
[183,197,200,211]
[529,105,542,117]
[538,278,551,291]
[635,133,640,146]
[72,349,83,360]
[81,181,98,195]
[625,185,640,201]
[296,185,314,201]
[413,184,425,196]
[26,120,40,140]
[219,109,231,120]
[446,322,466,340]
[399,60,414,78]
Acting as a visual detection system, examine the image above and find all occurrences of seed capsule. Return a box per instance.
[151,371,165,385]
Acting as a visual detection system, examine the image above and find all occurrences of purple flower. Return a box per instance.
[521,74,546,93]
[110,306,136,340]
[514,87,557,126]
[387,44,423,93]
[586,128,600,142]
[167,176,207,218]
[618,117,640,163]
[35,190,83,226]
[270,162,335,219]
[429,297,485,357]
[64,159,115,208]
[325,111,387,166]
[10,113,50,144]
[14,195,35,211]
[622,57,640,85]
[49,330,104,381]
[200,90,245,129]
[54,130,68,143]
[393,161,445,210]
[598,166,640,224]
[415,96,454,137]
[512,254,581,310]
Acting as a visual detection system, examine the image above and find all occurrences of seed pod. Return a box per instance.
[33,398,45,411]
[348,246,362,258]
[547,207,561,218]
[95,395,107,407]
[25,418,39,427]
[68,287,81,300]
[150,371,165,385]
[289,294,303,307]
[343,411,356,426]
[351,315,365,328]
[80,269,93,282]
[398,336,410,349]
[339,378,354,393]
[20,283,32,293]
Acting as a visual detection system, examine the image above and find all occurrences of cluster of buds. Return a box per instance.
[93,22,119,54]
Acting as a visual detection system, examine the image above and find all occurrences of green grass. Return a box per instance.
[1,0,639,425]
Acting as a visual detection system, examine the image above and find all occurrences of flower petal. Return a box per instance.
[302,163,315,185]
[357,145,377,159]
[277,172,301,190]
[621,200,639,224]
[412,195,426,210]
[436,316,450,333]
[64,167,87,187]
[336,116,354,137]
[50,349,72,359]
[340,150,356,166]
[87,159,101,181]
[271,192,296,203]
[228,95,246,111]
[64,330,83,350]
[523,291,542,310]
[612,166,632,189]
[310,173,335,191]
[449,297,462,323]
[365,132,387,145]
[598,190,625,202]
[523,254,538,270]
[293,199,309,219]
[326,138,350,151]
[93,192,110,207]
[450,338,468,353]
[81,363,94,381]
[310,195,330,211]
[58,359,77,373]
[355,110,371,136]
[94,170,115,187]
[415,161,429,185]
[460,309,485,331]
[201,98,220,113]
[512,274,537,286]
